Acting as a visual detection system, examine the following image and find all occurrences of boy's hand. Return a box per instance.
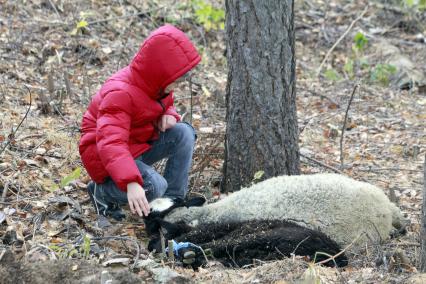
[158,115,177,132]
[127,182,150,217]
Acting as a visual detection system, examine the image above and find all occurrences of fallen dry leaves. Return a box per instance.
[0,0,425,283]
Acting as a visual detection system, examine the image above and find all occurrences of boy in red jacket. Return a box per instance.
[79,25,201,220]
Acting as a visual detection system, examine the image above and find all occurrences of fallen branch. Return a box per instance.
[340,84,359,170]
[47,0,61,20]
[300,153,345,175]
[316,6,369,77]
[32,6,165,26]
[87,6,165,26]
[1,181,10,202]
[357,167,423,173]
[291,236,310,256]
[0,86,32,157]
[160,229,166,260]
[168,240,175,263]
[316,232,365,266]
[189,73,194,125]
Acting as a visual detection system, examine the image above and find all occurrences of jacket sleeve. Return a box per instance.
[165,106,181,122]
[164,92,181,122]
[96,91,143,191]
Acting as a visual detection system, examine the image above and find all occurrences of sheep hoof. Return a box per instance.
[182,258,195,264]
[183,251,196,258]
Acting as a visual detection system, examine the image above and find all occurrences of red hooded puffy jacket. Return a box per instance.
[79,25,201,191]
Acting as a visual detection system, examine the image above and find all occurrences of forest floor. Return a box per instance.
[0,0,425,283]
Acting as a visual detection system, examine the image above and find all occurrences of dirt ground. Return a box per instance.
[0,0,425,283]
[0,249,145,284]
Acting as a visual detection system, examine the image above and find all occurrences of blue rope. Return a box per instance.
[165,240,202,256]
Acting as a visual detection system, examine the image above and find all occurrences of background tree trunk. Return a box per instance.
[223,0,300,192]
[420,154,426,271]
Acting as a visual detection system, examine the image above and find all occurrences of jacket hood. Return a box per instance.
[130,25,201,99]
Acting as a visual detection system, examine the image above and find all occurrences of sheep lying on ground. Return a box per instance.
[146,199,348,268]
[164,173,406,248]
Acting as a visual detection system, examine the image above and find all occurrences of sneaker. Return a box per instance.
[87,182,126,221]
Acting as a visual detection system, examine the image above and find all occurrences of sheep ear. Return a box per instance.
[172,198,185,208]
[160,220,192,238]
[185,197,206,207]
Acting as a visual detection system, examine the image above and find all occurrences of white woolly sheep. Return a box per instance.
[164,173,406,248]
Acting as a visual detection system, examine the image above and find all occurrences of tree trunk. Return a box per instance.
[223,0,300,192]
[420,154,426,271]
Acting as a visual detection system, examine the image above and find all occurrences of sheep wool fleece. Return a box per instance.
[79,25,201,191]
[165,173,406,247]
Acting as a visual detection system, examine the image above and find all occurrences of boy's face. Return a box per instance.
[164,82,178,93]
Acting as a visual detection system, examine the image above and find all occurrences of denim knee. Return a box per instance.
[174,122,197,145]
[134,160,168,201]
[142,171,168,201]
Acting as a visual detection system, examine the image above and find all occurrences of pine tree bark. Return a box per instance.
[223,0,300,192]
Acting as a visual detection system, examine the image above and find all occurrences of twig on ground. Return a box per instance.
[15,181,21,203]
[64,71,72,98]
[188,135,222,194]
[199,246,210,267]
[370,1,406,15]
[83,68,91,104]
[52,104,67,121]
[87,6,165,25]
[34,5,165,26]
[8,146,64,159]
[160,229,166,260]
[300,153,345,175]
[47,72,55,99]
[0,79,6,101]
[291,236,311,256]
[93,236,141,270]
[0,196,40,205]
[0,86,32,157]
[16,134,45,141]
[168,240,174,263]
[195,25,207,48]
[340,84,359,170]
[1,180,10,202]
[225,246,239,268]
[396,242,421,247]
[316,6,369,76]
[47,0,61,19]
[300,111,341,134]
[357,167,423,173]
[31,212,44,241]
[316,232,365,266]
[189,73,194,125]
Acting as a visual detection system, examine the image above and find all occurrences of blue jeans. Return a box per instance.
[89,122,196,216]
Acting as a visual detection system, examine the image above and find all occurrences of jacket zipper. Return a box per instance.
[157,100,165,112]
